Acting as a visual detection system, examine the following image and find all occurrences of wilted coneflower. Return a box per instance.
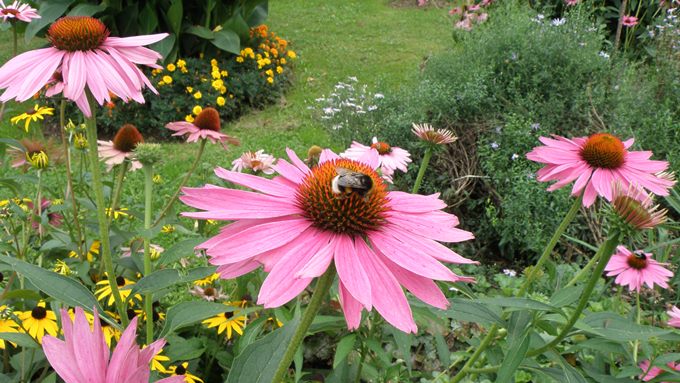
[604,246,673,292]
[526,133,675,207]
[611,183,667,231]
[180,148,475,333]
[10,139,61,170]
[412,123,457,146]
[42,307,183,383]
[231,149,277,174]
[0,16,167,117]
[97,124,144,171]
[341,137,411,182]
[0,1,39,23]
[189,285,228,302]
[165,107,240,149]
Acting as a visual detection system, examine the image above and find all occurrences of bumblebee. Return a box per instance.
[331,168,373,198]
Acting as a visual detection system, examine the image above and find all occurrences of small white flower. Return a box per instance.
[348,76,358,82]
[374,93,385,99]
[551,18,566,26]
[598,51,610,59]
[531,123,541,131]
[490,142,499,150]
[315,97,326,102]
[368,105,378,111]
[503,269,517,277]
[511,153,519,161]
[323,107,334,115]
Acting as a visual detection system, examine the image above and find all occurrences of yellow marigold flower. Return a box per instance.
[256,53,262,60]
[181,67,188,73]
[166,63,176,72]
[257,60,265,69]
[151,68,162,76]
[211,71,221,79]
[243,47,254,56]
[276,66,283,74]
[280,58,287,65]
[265,69,274,77]
[264,58,271,65]
[11,105,54,133]
[229,94,234,99]
[211,79,223,90]
[26,150,49,169]
[219,86,227,94]
[167,362,203,383]
[186,86,193,93]
[176,59,187,68]
[236,56,244,63]
[220,70,228,77]
[153,174,163,184]
[194,91,202,99]
[161,224,175,233]
[202,306,246,340]
[216,96,226,106]
[53,259,71,275]
[210,58,218,66]
[264,51,270,58]
[157,80,165,86]
[267,77,274,84]
[162,75,173,84]
[287,50,297,59]
[185,115,194,123]
[192,105,203,115]
[19,301,58,344]
[194,273,220,287]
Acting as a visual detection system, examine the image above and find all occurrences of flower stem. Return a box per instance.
[614,0,629,51]
[143,163,154,344]
[108,161,129,225]
[84,92,128,326]
[565,244,603,288]
[526,231,620,357]
[449,325,499,383]
[412,146,433,194]
[59,100,86,259]
[35,170,42,238]
[271,267,336,382]
[633,291,641,362]
[153,139,206,226]
[517,194,583,297]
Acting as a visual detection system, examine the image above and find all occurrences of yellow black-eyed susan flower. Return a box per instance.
[95,276,140,306]
[68,240,100,262]
[11,105,54,132]
[167,362,203,383]
[19,301,58,344]
[193,273,219,287]
[0,306,20,349]
[150,346,170,373]
[202,306,246,340]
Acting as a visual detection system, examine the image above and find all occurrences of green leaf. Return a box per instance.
[25,0,75,42]
[138,3,159,35]
[445,298,504,326]
[333,334,356,368]
[131,266,215,295]
[497,334,530,383]
[0,255,102,313]
[233,316,267,356]
[167,0,183,35]
[0,178,21,195]
[211,29,241,54]
[226,314,301,383]
[159,301,236,337]
[67,3,106,16]
[433,332,450,368]
[246,3,269,27]
[221,12,249,41]
[550,352,588,383]
[186,25,214,39]
[2,289,43,301]
[582,366,636,382]
[157,237,205,266]
[476,297,555,312]
[579,312,677,341]
[550,286,583,308]
[0,332,39,348]
[150,33,176,61]
[309,315,345,334]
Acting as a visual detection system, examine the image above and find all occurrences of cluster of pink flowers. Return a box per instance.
[450,0,492,30]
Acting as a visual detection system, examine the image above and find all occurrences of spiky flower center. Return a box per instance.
[193,107,221,132]
[296,159,389,235]
[113,124,144,153]
[203,287,216,297]
[580,133,625,169]
[627,251,648,270]
[371,141,392,155]
[31,306,47,320]
[47,16,110,52]
[116,276,126,287]
[175,365,186,375]
[1,9,19,16]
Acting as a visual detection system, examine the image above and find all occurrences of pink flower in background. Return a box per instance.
[622,15,639,27]
[0,1,39,23]
[97,124,144,172]
[639,359,680,382]
[412,123,457,145]
[166,107,240,149]
[417,0,428,6]
[341,137,411,182]
[449,7,462,15]
[565,0,580,5]
[27,198,63,229]
[42,307,183,383]
[667,306,680,328]
[0,16,166,117]
[468,4,481,11]
[526,133,675,207]
[231,150,276,174]
[605,246,673,292]
[455,17,473,30]
[180,148,475,333]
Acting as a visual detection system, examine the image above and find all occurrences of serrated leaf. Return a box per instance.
[333,334,356,368]
[226,314,301,383]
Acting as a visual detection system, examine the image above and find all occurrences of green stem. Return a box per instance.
[143,163,154,344]
[153,139,206,226]
[59,101,86,259]
[527,231,620,357]
[271,268,336,383]
[633,291,641,362]
[517,194,583,297]
[84,92,128,326]
[412,147,433,194]
[566,244,603,288]
[614,0,629,51]
[108,161,129,225]
[449,326,499,383]
[35,170,42,238]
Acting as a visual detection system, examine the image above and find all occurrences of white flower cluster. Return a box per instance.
[313,76,383,131]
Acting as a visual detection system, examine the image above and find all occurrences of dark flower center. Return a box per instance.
[296,159,389,235]
[370,141,392,155]
[113,124,144,153]
[175,365,186,375]
[127,309,135,319]
[47,16,110,52]
[0,271,4,283]
[31,306,47,320]
[224,311,233,319]
[627,251,648,270]
[193,107,221,132]
[116,276,126,286]
[203,287,216,296]
[580,133,625,169]
[1,9,19,16]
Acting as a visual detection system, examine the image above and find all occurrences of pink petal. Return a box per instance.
[334,236,372,308]
[339,281,363,330]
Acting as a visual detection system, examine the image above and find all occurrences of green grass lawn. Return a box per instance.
[1,0,453,199]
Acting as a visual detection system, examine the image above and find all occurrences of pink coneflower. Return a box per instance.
[622,15,639,27]
[639,359,680,382]
[190,285,228,302]
[231,150,276,174]
[27,198,63,229]
[667,306,680,328]
[42,307,183,383]
[97,124,143,171]
[0,1,39,23]
[526,133,675,207]
[455,16,473,30]
[611,183,667,230]
[166,107,239,149]
[604,246,673,292]
[449,7,462,15]
[180,148,475,333]
[412,123,457,145]
[468,4,481,11]
[0,16,166,117]
[341,137,411,183]
[565,0,580,5]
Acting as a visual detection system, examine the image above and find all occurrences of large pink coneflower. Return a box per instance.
[180,148,475,333]
[42,307,183,383]
[341,137,411,182]
[667,306,680,328]
[0,16,166,117]
[97,124,144,172]
[166,107,239,149]
[526,133,675,207]
[622,15,639,27]
[639,359,680,382]
[0,1,39,23]
[604,246,673,292]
